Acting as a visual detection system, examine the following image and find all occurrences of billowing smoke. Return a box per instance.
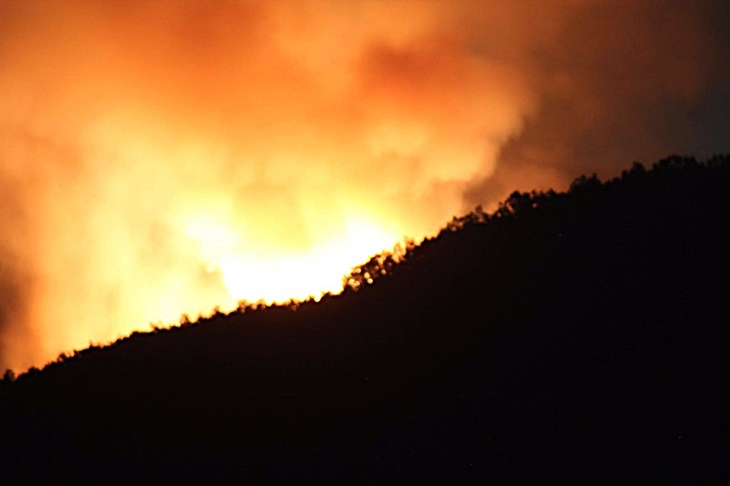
[1,0,728,371]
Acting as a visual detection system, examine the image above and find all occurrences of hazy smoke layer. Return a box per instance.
[1,0,729,370]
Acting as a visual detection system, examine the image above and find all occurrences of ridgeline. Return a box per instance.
[2,155,729,483]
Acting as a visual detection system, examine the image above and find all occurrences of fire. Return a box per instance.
[187,215,399,304]
[0,0,539,372]
[0,0,724,375]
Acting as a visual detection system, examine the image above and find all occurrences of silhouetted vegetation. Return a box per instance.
[1,154,729,483]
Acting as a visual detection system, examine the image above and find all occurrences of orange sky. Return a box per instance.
[1,0,729,371]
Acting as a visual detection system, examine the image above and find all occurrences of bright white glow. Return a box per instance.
[195,215,399,303]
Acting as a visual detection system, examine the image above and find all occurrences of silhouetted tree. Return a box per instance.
[1,369,14,385]
[3,153,729,484]
[569,173,601,193]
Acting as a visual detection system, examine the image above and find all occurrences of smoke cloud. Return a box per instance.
[1,0,729,371]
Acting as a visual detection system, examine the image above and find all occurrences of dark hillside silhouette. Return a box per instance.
[1,154,729,483]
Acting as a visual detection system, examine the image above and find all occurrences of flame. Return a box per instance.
[221,217,397,302]
[186,214,399,304]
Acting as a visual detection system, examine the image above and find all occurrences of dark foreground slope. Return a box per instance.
[2,156,729,484]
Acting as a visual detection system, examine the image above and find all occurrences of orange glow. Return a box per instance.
[1,0,719,371]
[0,1,542,372]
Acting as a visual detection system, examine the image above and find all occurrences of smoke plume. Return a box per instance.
[1,0,729,370]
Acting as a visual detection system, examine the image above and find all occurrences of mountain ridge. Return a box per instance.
[2,154,729,483]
